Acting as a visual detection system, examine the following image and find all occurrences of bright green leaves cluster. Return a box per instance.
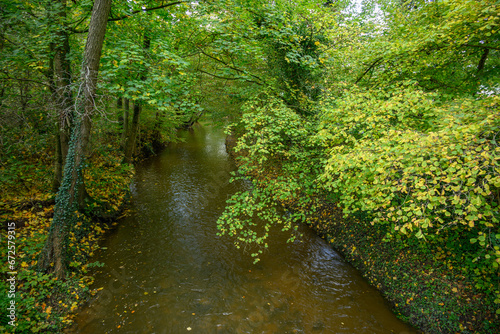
[217,1,499,318]
[100,38,195,112]
[99,6,204,126]
[347,0,500,95]
[310,1,500,290]
[318,87,500,307]
[217,189,281,262]
[217,96,321,262]
[320,88,499,237]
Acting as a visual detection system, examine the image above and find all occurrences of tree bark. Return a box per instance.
[73,0,112,208]
[39,0,112,278]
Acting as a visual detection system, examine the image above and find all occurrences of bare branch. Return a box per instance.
[70,1,187,33]
[198,69,262,85]
[463,44,500,51]
[0,76,51,88]
[196,46,264,83]
[355,57,383,84]
[108,1,186,22]
[477,48,490,72]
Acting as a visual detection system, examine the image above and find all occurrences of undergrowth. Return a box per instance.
[0,115,134,333]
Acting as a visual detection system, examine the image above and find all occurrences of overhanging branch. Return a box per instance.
[196,46,264,84]
[70,1,187,33]
[198,69,262,85]
[0,76,52,88]
[463,44,500,52]
[108,1,186,22]
[355,57,383,84]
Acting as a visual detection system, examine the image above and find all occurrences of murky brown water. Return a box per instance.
[70,124,418,334]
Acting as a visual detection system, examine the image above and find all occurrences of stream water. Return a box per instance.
[70,124,418,334]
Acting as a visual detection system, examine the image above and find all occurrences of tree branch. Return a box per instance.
[477,48,489,72]
[70,1,187,33]
[196,46,263,83]
[355,57,383,84]
[107,1,186,22]
[0,76,51,88]
[198,69,262,85]
[464,44,500,51]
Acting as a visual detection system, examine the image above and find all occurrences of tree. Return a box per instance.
[37,0,191,277]
[38,0,112,278]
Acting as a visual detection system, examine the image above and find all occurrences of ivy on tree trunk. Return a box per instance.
[38,0,112,278]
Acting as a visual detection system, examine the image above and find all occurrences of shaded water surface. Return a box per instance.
[71,124,418,334]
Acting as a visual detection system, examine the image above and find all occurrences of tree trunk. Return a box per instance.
[73,0,111,208]
[52,122,63,192]
[123,102,141,163]
[117,98,124,132]
[121,98,130,149]
[39,0,112,278]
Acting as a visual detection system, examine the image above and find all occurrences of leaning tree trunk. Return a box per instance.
[38,0,112,278]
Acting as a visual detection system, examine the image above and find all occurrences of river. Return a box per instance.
[70,123,418,334]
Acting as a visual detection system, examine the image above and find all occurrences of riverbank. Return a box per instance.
[0,102,183,332]
[305,200,498,333]
[0,134,133,333]
[225,133,499,334]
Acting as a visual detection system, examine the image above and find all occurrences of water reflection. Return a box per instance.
[70,124,418,334]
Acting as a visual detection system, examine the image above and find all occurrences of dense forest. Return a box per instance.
[0,0,499,333]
